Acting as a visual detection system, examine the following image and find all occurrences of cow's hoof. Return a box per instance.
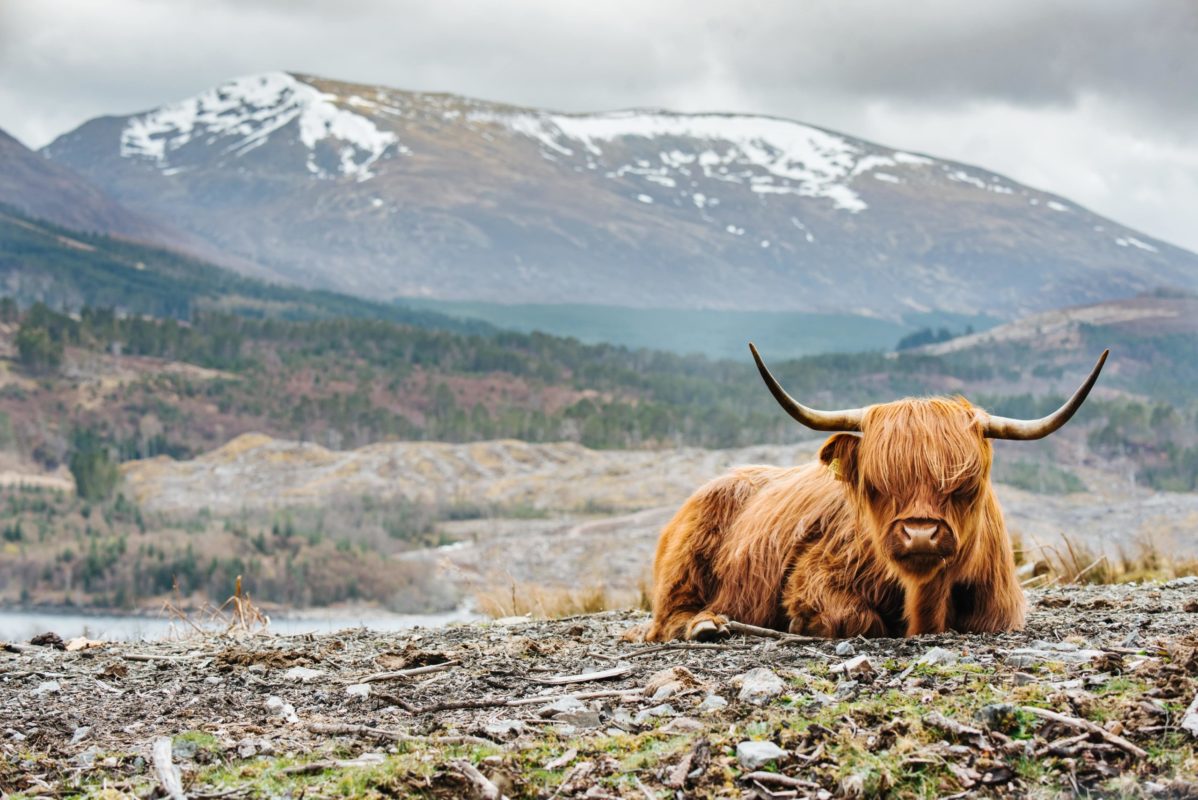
[686,618,730,642]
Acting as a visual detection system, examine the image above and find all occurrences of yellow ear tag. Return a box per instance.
[827,457,842,478]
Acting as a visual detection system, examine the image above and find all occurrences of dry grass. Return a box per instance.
[474,579,651,619]
[160,575,271,638]
[1021,533,1198,587]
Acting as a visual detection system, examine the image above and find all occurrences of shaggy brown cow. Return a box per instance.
[639,345,1108,641]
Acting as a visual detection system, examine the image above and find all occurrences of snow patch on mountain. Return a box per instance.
[120,72,399,180]
[479,110,943,214]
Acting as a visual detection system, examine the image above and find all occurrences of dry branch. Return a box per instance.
[740,771,821,790]
[529,664,633,685]
[726,620,822,643]
[307,721,494,747]
[1020,705,1148,759]
[358,660,461,684]
[449,759,508,800]
[152,736,187,800]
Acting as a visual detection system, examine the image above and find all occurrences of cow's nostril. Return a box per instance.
[901,524,939,547]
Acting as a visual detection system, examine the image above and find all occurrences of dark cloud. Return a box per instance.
[1,0,1195,249]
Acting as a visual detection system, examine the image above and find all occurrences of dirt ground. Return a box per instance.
[3,580,1198,799]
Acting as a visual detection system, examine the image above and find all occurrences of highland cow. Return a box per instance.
[639,345,1108,641]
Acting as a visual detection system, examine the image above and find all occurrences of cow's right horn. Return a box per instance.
[750,343,865,432]
[983,350,1109,440]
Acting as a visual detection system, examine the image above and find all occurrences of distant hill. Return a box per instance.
[0,205,492,331]
[42,72,1198,318]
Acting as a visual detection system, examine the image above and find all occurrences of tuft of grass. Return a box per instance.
[1023,533,1198,587]
[474,579,650,619]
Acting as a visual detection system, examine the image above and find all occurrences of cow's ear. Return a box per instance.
[819,433,860,483]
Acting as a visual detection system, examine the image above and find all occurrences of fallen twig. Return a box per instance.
[357,660,461,683]
[626,642,751,658]
[923,712,989,746]
[529,664,633,685]
[449,759,508,800]
[740,772,821,790]
[1020,706,1148,759]
[506,688,641,707]
[152,736,187,800]
[726,620,822,643]
[307,721,495,747]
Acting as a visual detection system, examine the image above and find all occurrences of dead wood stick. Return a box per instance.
[357,660,461,684]
[152,736,187,800]
[125,653,209,663]
[923,712,988,741]
[740,772,821,790]
[529,664,633,685]
[307,721,495,747]
[626,642,751,658]
[449,759,508,800]
[725,620,822,643]
[506,688,642,707]
[1020,706,1148,759]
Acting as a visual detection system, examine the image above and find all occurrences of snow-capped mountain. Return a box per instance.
[42,72,1198,316]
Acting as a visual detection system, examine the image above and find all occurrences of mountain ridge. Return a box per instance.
[42,71,1198,318]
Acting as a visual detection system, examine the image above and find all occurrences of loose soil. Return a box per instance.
[3,581,1197,798]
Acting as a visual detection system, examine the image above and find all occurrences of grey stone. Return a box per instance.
[553,710,601,728]
[831,655,875,678]
[633,703,677,725]
[834,641,856,656]
[69,726,91,746]
[282,666,325,683]
[265,695,299,724]
[736,740,788,770]
[698,693,728,713]
[485,719,527,739]
[918,647,959,667]
[538,696,587,717]
[345,683,371,700]
[33,680,60,696]
[733,667,786,705]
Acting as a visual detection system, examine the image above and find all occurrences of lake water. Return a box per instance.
[0,607,478,642]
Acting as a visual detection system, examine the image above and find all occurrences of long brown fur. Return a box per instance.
[641,396,1026,641]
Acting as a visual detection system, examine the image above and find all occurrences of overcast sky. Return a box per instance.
[2,0,1196,251]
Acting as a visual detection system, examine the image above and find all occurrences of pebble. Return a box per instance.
[282,666,326,683]
[831,654,875,678]
[345,683,370,700]
[265,695,299,724]
[698,693,728,713]
[633,703,676,725]
[659,717,704,734]
[554,710,602,728]
[835,641,856,656]
[69,726,91,745]
[33,680,60,696]
[732,667,786,705]
[736,740,788,770]
[918,647,958,667]
[538,696,587,717]
[485,719,526,739]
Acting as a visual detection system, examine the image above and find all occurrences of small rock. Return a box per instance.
[237,738,257,758]
[204,676,222,685]
[485,719,526,739]
[1012,672,1037,686]
[30,632,65,650]
[831,654,875,678]
[538,696,587,717]
[69,726,91,745]
[659,717,704,734]
[172,737,199,759]
[247,663,267,675]
[5,729,26,742]
[732,667,786,705]
[698,693,728,713]
[976,703,1021,733]
[75,745,102,769]
[265,695,299,724]
[345,683,371,700]
[33,680,60,696]
[282,666,325,683]
[554,710,602,728]
[1164,576,1198,588]
[633,703,676,725]
[834,641,856,656]
[736,740,788,770]
[918,647,958,667]
[492,615,531,626]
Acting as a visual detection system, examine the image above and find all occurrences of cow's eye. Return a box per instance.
[952,484,978,502]
[862,481,883,501]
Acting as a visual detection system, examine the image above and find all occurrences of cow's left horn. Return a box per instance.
[984,350,1109,440]
[750,343,864,432]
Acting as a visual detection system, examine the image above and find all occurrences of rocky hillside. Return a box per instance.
[43,72,1198,317]
[3,582,1196,798]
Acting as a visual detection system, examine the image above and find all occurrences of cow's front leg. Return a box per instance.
[786,592,885,639]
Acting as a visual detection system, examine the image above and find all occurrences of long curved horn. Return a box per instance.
[749,342,864,432]
[984,349,1109,440]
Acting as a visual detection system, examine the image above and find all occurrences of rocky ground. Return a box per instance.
[3,581,1198,799]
